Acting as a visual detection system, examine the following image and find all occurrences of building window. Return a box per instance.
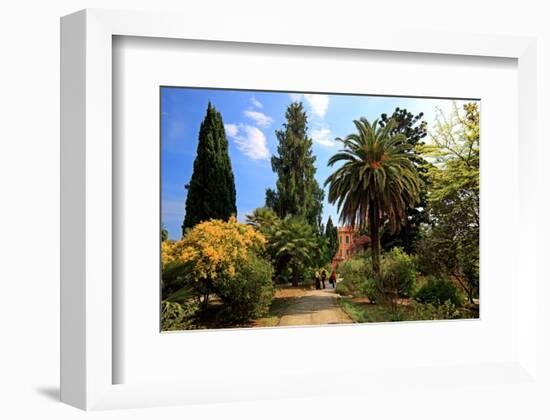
[346,235,349,244]
[339,235,342,243]
[346,249,350,256]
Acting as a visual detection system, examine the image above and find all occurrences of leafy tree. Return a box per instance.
[325,117,421,276]
[417,102,479,304]
[378,108,429,253]
[265,102,324,231]
[325,216,339,262]
[182,102,236,234]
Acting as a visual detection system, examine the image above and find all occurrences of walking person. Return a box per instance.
[330,271,337,288]
[321,269,327,289]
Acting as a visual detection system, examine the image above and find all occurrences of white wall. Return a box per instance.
[1,1,548,419]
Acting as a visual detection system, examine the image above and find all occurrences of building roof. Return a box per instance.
[337,225,358,233]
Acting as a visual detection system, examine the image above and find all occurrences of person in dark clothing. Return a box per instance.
[330,271,336,288]
[321,270,327,289]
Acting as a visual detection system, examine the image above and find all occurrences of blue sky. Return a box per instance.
[161,87,475,240]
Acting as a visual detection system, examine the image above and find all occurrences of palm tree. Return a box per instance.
[245,207,280,236]
[325,117,421,275]
[270,216,322,286]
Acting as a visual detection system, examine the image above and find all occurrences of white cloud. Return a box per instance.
[250,96,263,109]
[225,124,270,160]
[224,123,239,137]
[289,93,302,101]
[311,127,336,147]
[243,110,273,128]
[304,94,329,118]
[287,93,330,118]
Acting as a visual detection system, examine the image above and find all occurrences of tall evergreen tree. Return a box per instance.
[325,216,339,262]
[265,102,324,231]
[182,102,236,235]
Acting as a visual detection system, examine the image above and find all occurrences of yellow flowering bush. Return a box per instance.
[162,216,266,282]
[161,217,273,322]
[161,240,178,267]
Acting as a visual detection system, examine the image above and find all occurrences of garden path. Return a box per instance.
[277,288,352,326]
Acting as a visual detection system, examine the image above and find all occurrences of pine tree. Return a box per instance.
[182,102,236,235]
[265,102,324,231]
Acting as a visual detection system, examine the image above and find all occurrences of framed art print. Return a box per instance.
[158,86,480,332]
[61,9,544,412]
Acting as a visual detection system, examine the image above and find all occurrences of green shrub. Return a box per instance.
[215,255,274,322]
[414,276,462,307]
[380,247,417,298]
[161,299,199,331]
[336,255,368,281]
[410,299,461,320]
[336,256,378,302]
[355,277,377,303]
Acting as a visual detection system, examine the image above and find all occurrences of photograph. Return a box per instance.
[160,87,480,331]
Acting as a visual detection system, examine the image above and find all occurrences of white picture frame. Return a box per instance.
[61,8,543,411]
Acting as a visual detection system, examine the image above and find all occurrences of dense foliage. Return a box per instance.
[215,254,274,321]
[336,248,417,309]
[414,276,462,307]
[379,247,417,299]
[182,102,237,233]
[335,254,378,302]
[417,102,480,303]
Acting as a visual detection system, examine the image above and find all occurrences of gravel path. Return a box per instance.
[277,287,352,326]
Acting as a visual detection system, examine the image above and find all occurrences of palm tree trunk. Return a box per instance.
[369,201,382,276]
[291,272,299,287]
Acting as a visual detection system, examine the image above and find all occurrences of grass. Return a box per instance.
[339,298,397,323]
[339,296,479,324]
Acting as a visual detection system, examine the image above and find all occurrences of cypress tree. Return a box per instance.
[182,102,236,235]
[265,102,324,231]
[325,216,339,261]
